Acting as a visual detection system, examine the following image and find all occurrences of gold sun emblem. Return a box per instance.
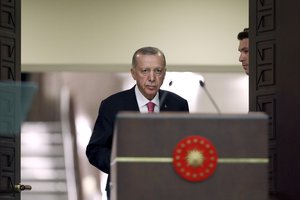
[186,149,204,167]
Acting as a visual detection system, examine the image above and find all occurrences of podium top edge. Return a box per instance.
[116,112,269,120]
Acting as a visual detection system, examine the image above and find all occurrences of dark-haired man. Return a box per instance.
[237,28,249,75]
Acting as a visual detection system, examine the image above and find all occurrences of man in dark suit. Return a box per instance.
[86,46,189,199]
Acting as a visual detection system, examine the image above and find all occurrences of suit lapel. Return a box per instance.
[159,90,169,111]
[127,86,140,111]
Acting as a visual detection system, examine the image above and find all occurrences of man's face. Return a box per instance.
[238,38,249,75]
[131,54,166,100]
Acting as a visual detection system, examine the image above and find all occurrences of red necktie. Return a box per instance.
[147,102,155,113]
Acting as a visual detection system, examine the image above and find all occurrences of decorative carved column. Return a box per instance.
[250,0,300,199]
[0,0,21,199]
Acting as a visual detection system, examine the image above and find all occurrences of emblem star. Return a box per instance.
[186,149,204,167]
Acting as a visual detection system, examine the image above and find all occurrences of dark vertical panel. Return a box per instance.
[0,0,20,81]
[0,0,20,199]
[249,0,277,197]
[250,0,300,199]
[276,0,300,199]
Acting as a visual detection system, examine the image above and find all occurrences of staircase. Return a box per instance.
[21,121,69,200]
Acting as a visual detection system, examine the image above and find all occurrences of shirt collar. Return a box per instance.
[135,85,159,108]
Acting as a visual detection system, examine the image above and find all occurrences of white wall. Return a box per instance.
[21,0,248,72]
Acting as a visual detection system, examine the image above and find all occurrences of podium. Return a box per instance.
[111,112,268,200]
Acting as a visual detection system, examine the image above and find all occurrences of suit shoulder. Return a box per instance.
[101,88,133,104]
[161,89,187,101]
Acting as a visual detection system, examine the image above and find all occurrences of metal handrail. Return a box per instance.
[60,87,82,200]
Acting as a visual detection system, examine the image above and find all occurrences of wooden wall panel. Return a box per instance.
[250,0,300,199]
[250,0,277,195]
[0,0,20,199]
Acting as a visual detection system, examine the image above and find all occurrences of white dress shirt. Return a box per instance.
[134,86,159,113]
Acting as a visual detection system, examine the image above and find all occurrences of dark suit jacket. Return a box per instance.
[86,85,189,192]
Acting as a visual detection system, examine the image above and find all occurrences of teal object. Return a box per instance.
[0,81,37,135]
